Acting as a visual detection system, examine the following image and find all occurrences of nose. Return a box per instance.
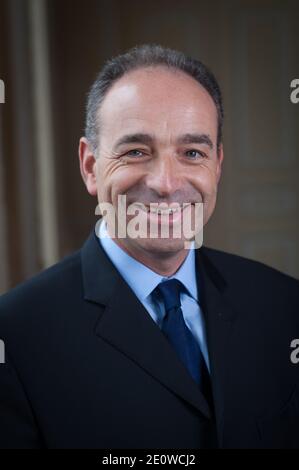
[145,154,182,197]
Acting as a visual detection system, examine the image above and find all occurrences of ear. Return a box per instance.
[216,144,224,184]
[79,137,98,196]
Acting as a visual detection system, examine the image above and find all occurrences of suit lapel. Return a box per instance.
[196,248,237,430]
[96,277,212,418]
[81,231,236,421]
[81,232,211,417]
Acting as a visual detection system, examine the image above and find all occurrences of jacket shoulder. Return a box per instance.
[201,245,299,292]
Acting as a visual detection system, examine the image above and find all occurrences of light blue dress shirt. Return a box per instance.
[96,219,210,371]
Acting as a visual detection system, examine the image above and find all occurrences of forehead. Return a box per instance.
[99,66,218,142]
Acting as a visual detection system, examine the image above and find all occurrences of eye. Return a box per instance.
[125,149,145,157]
[185,149,206,159]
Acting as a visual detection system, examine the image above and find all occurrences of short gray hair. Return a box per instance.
[85,44,224,154]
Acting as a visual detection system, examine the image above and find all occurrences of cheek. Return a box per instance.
[191,165,219,197]
[97,162,144,204]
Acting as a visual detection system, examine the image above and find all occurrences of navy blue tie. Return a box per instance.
[154,279,212,400]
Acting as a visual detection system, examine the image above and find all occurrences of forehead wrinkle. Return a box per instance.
[100,89,218,150]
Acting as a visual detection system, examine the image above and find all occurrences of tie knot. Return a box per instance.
[154,279,183,313]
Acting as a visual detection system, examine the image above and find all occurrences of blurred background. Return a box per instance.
[0,0,298,293]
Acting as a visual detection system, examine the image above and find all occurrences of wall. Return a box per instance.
[0,0,298,292]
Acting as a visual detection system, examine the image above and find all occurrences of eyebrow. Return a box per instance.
[113,132,214,151]
[113,133,154,151]
[177,133,213,149]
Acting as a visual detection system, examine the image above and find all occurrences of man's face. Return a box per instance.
[91,66,223,257]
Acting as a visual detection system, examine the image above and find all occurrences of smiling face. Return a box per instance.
[80,66,223,263]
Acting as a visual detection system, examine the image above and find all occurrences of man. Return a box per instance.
[0,44,298,449]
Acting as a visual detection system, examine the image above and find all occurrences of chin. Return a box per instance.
[130,236,189,255]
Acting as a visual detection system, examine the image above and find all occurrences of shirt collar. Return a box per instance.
[97,219,199,302]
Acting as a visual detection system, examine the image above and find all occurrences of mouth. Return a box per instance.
[127,203,195,228]
[131,202,193,215]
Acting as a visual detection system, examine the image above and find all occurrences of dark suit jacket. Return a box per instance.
[0,230,298,449]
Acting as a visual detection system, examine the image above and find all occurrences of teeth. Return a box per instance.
[131,203,191,215]
[148,207,182,215]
